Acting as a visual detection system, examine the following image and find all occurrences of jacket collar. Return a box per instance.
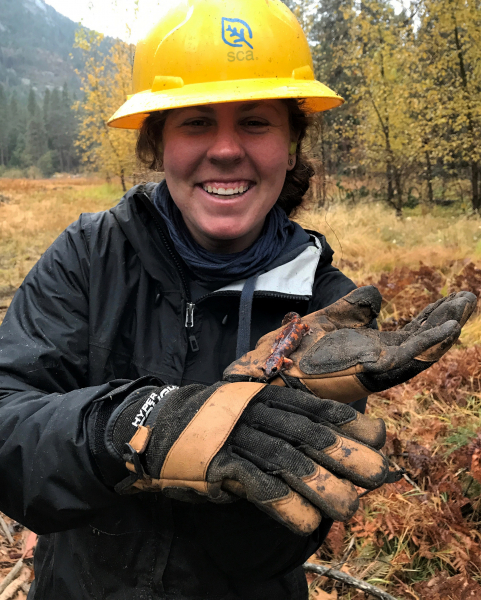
[213,236,323,299]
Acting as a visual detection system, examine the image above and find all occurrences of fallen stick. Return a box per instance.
[0,516,14,545]
[389,458,422,492]
[0,560,23,596]
[0,567,30,600]
[303,562,400,600]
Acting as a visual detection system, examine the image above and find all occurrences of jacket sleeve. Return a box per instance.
[0,216,154,534]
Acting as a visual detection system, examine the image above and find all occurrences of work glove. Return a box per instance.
[224,286,477,403]
[104,381,394,535]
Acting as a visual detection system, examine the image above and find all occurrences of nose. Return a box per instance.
[206,123,245,165]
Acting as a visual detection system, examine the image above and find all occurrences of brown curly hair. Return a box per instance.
[136,99,314,217]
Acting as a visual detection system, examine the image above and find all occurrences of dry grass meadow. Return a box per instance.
[1,178,481,599]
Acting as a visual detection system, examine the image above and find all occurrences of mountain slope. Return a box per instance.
[0,0,84,95]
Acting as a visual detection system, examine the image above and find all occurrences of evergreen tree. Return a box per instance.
[60,83,76,171]
[27,88,37,118]
[48,88,64,170]
[24,89,47,167]
[7,94,19,166]
[25,112,48,166]
[0,85,8,166]
[43,88,51,148]
[9,96,27,168]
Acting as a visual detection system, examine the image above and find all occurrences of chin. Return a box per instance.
[200,219,254,241]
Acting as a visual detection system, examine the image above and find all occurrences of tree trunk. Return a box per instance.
[120,168,126,192]
[393,165,404,216]
[368,48,400,216]
[386,160,394,204]
[425,150,434,205]
[472,161,480,212]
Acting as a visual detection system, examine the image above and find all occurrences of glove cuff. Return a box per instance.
[88,377,167,488]
[100,384,178,490]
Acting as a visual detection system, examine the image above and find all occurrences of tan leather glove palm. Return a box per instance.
[224,286,476,403]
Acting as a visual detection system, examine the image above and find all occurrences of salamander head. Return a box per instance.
[263,355,284,378]
[281,311,301,326]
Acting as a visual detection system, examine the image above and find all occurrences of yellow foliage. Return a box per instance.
[74,28,137,190]
[304,0,481,213]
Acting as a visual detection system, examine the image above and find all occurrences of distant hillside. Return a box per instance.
[0,0,98,97]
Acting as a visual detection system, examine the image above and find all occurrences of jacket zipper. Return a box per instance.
[185,302,195,328]
[139,193,198,343]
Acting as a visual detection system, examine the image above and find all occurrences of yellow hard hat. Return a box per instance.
[108,0,344,129]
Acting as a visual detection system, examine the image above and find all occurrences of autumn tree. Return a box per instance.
[333,1,416,214]
[412,0,481,212]
[75,29,136,190]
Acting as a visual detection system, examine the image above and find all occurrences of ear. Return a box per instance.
[287,140,297,171]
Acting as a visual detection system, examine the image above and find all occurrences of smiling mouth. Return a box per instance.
[200,183,254,198]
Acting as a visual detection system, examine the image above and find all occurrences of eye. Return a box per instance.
[242,118,270,129]
[182,118,211,128]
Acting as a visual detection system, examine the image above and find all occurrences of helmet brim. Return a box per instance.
[107,77,344,129]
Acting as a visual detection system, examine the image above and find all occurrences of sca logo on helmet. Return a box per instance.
[222,17,255,62]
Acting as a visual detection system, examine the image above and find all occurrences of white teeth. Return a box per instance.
[202,184,250,195]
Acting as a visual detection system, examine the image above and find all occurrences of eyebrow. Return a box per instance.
[177,102,281,115]
[240,102,281,114]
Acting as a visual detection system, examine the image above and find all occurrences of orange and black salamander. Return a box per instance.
[263,312,311,378]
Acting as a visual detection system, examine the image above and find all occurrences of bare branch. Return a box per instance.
[0,560,23,596]
[0,567,30,600]
[303,562,400,600]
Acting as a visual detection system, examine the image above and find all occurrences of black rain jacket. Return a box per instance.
[0,184,356,600]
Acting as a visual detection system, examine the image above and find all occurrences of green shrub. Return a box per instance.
[0,167,25,178]
[26,166,43,179]
[38,151,56,178]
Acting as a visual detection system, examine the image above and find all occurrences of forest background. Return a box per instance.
[1,1,481,600]
[0,0,480,216]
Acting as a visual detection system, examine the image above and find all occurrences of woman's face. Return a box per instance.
[162,100,296,253]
